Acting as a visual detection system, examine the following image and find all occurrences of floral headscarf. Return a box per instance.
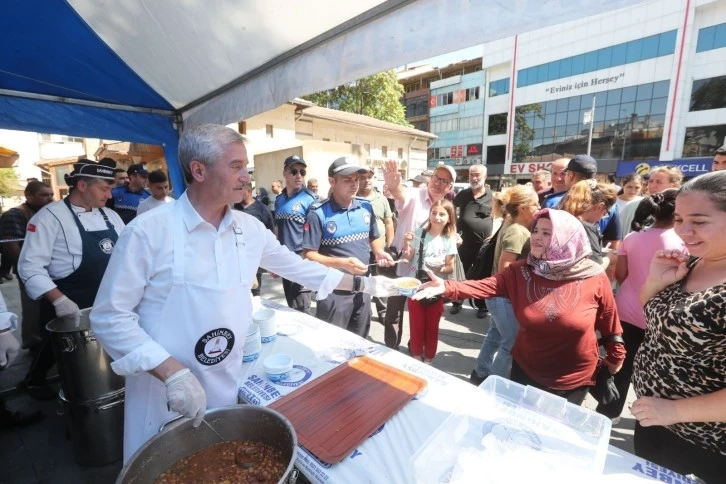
[527,208,604,281]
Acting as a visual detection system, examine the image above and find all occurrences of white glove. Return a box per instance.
[164,369,206,427]
[362,275,399,298]
[0,331,21,369]
[53,295,81,327]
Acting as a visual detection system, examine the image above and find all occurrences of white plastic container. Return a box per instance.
[252,308,277,343]
[263,354,293,383]
[412,376,611,483]
[242,323,261,362]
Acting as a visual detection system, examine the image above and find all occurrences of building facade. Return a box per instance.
[479,0,726,183]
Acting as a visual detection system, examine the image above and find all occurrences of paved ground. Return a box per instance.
[0,274,638,483]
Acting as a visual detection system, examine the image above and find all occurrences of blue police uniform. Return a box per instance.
[274,187,318,313]
[543,190,567,209]
[108,186,151,224]
[303,196,379,337]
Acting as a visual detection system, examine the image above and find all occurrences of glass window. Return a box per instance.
[649,114,665,128]
[556,98,569,112]
[580,93,594,110]
[559,57,572,78]
[635,99,651,117]
[611,43,627,65]
[571,54,585,75]
[568,96,580,111]
[621,86,637,103]
[637,83,653,100]
[620,102,635,118]
[486,145,506,165]
[536,65,548,83]
[597,47,612,70]
[715,23,726,50]
[659,30,677,55]
[641,34,660,60]
[544,114,556,128]
[567,110,580,125]
[650,97,668,115]
[594,107,606,122]
[565,125,578,137]
[546,61,558,80]
[544,100,557,115]
[605,105,621,120]
[533,128,544,139]
[533,115,544,129]
[556,112,567,126]
[697,26,715,52]
[595,94,607,108]
[682,125,726,158]
[517,69,528,87]
[584,52,598,72]
[488,113,508,135]
[689,75,726,111]
[626,38,643,63]
[607,88,622,105]
[652,80,670,98]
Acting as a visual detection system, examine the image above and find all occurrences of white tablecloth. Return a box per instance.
[238,299,685,483]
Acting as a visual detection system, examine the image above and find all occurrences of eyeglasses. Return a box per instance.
[431,175,452,187]
[289,168,306,177]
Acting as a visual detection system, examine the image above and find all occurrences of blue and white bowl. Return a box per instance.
[264,354,293,383]
[242,323,261,362]
[395,277,422,297]
[253,308,277,343]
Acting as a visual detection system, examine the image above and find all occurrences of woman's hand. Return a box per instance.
[604,359,622,375]
[403,231,416,243]
[411,270,446,300]
[631,396,681,427]
[641,249,690,304]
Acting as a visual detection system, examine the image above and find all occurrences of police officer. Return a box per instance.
[274,155,318,314]
[303,158,393,336]
[107,163,150,223]
[17,160,124,400]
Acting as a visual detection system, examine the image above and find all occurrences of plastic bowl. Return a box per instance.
[395,277,422,297]
[263,354,293,383]
[424,256,445,269]
[253,308,277,343]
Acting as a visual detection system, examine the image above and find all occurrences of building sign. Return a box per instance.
[616,158,711,177]
[467,143,482,156]
[429,96,437,108]
[544,73,625,95]
[508,161,553,175]
[451,145,464,158]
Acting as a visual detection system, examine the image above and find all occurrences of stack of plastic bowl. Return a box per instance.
[253,308,277,343]
[243,323,262,362]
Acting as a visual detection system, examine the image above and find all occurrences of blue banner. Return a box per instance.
[616,158,711,177]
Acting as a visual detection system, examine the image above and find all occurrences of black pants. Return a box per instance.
[24,301,58,385]
[596,321,644,419]
[316,291,372,338]
[282,277,313,316]
[634,421,726,483]
[510,361,590,405]
[456,245,485,310]
[383,295,407,349]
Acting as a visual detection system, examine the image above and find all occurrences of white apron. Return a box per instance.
[122,204,252,463]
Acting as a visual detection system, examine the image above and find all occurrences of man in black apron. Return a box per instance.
[17,160,124,400]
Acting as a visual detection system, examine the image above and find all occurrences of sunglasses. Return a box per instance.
[288,168,306,177]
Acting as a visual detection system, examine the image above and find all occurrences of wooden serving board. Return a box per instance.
[269,355,427,464]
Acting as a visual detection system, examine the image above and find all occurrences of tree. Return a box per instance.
[305,70,410,126]
[512,103,543,162]
[0,169,18,197]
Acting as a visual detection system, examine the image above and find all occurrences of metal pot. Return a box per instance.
[46,308,124,403]
[116,405,298,484]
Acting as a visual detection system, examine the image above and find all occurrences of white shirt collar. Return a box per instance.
[178,192,236,233]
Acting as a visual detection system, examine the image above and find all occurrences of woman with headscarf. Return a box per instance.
[414,208,625,404]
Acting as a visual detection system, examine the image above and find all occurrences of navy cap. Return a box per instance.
[284,155,306,170]
[65,159,116,184]
[128,163,149,177]
[328,157,367,177]
[564,155,597,178]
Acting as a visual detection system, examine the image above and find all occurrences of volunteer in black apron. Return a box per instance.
[17,159,125,400]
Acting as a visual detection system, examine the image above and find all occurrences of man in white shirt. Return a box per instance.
[136,170,174,215]
[18,160,124,400]
[90,124,397,463]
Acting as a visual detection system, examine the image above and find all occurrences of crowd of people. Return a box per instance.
[0,124,723,480]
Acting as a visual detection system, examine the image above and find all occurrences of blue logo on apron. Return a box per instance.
[195,328,235,366]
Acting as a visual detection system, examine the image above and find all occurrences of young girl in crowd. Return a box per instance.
[401,200,458,363]
[596,189,684,423]
[631,172,726,482]
[615,173,643,214]
[620,165,683,239]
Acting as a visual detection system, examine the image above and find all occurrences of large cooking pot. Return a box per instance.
[46,308,124,403]
[116,405,298,483]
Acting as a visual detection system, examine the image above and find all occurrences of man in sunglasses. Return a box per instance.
[382,161,456,350]
[274,155,319,314]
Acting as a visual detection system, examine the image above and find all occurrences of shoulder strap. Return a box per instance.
[417,229,428,271]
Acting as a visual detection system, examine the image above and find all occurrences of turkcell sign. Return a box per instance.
[616,158,711,177]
